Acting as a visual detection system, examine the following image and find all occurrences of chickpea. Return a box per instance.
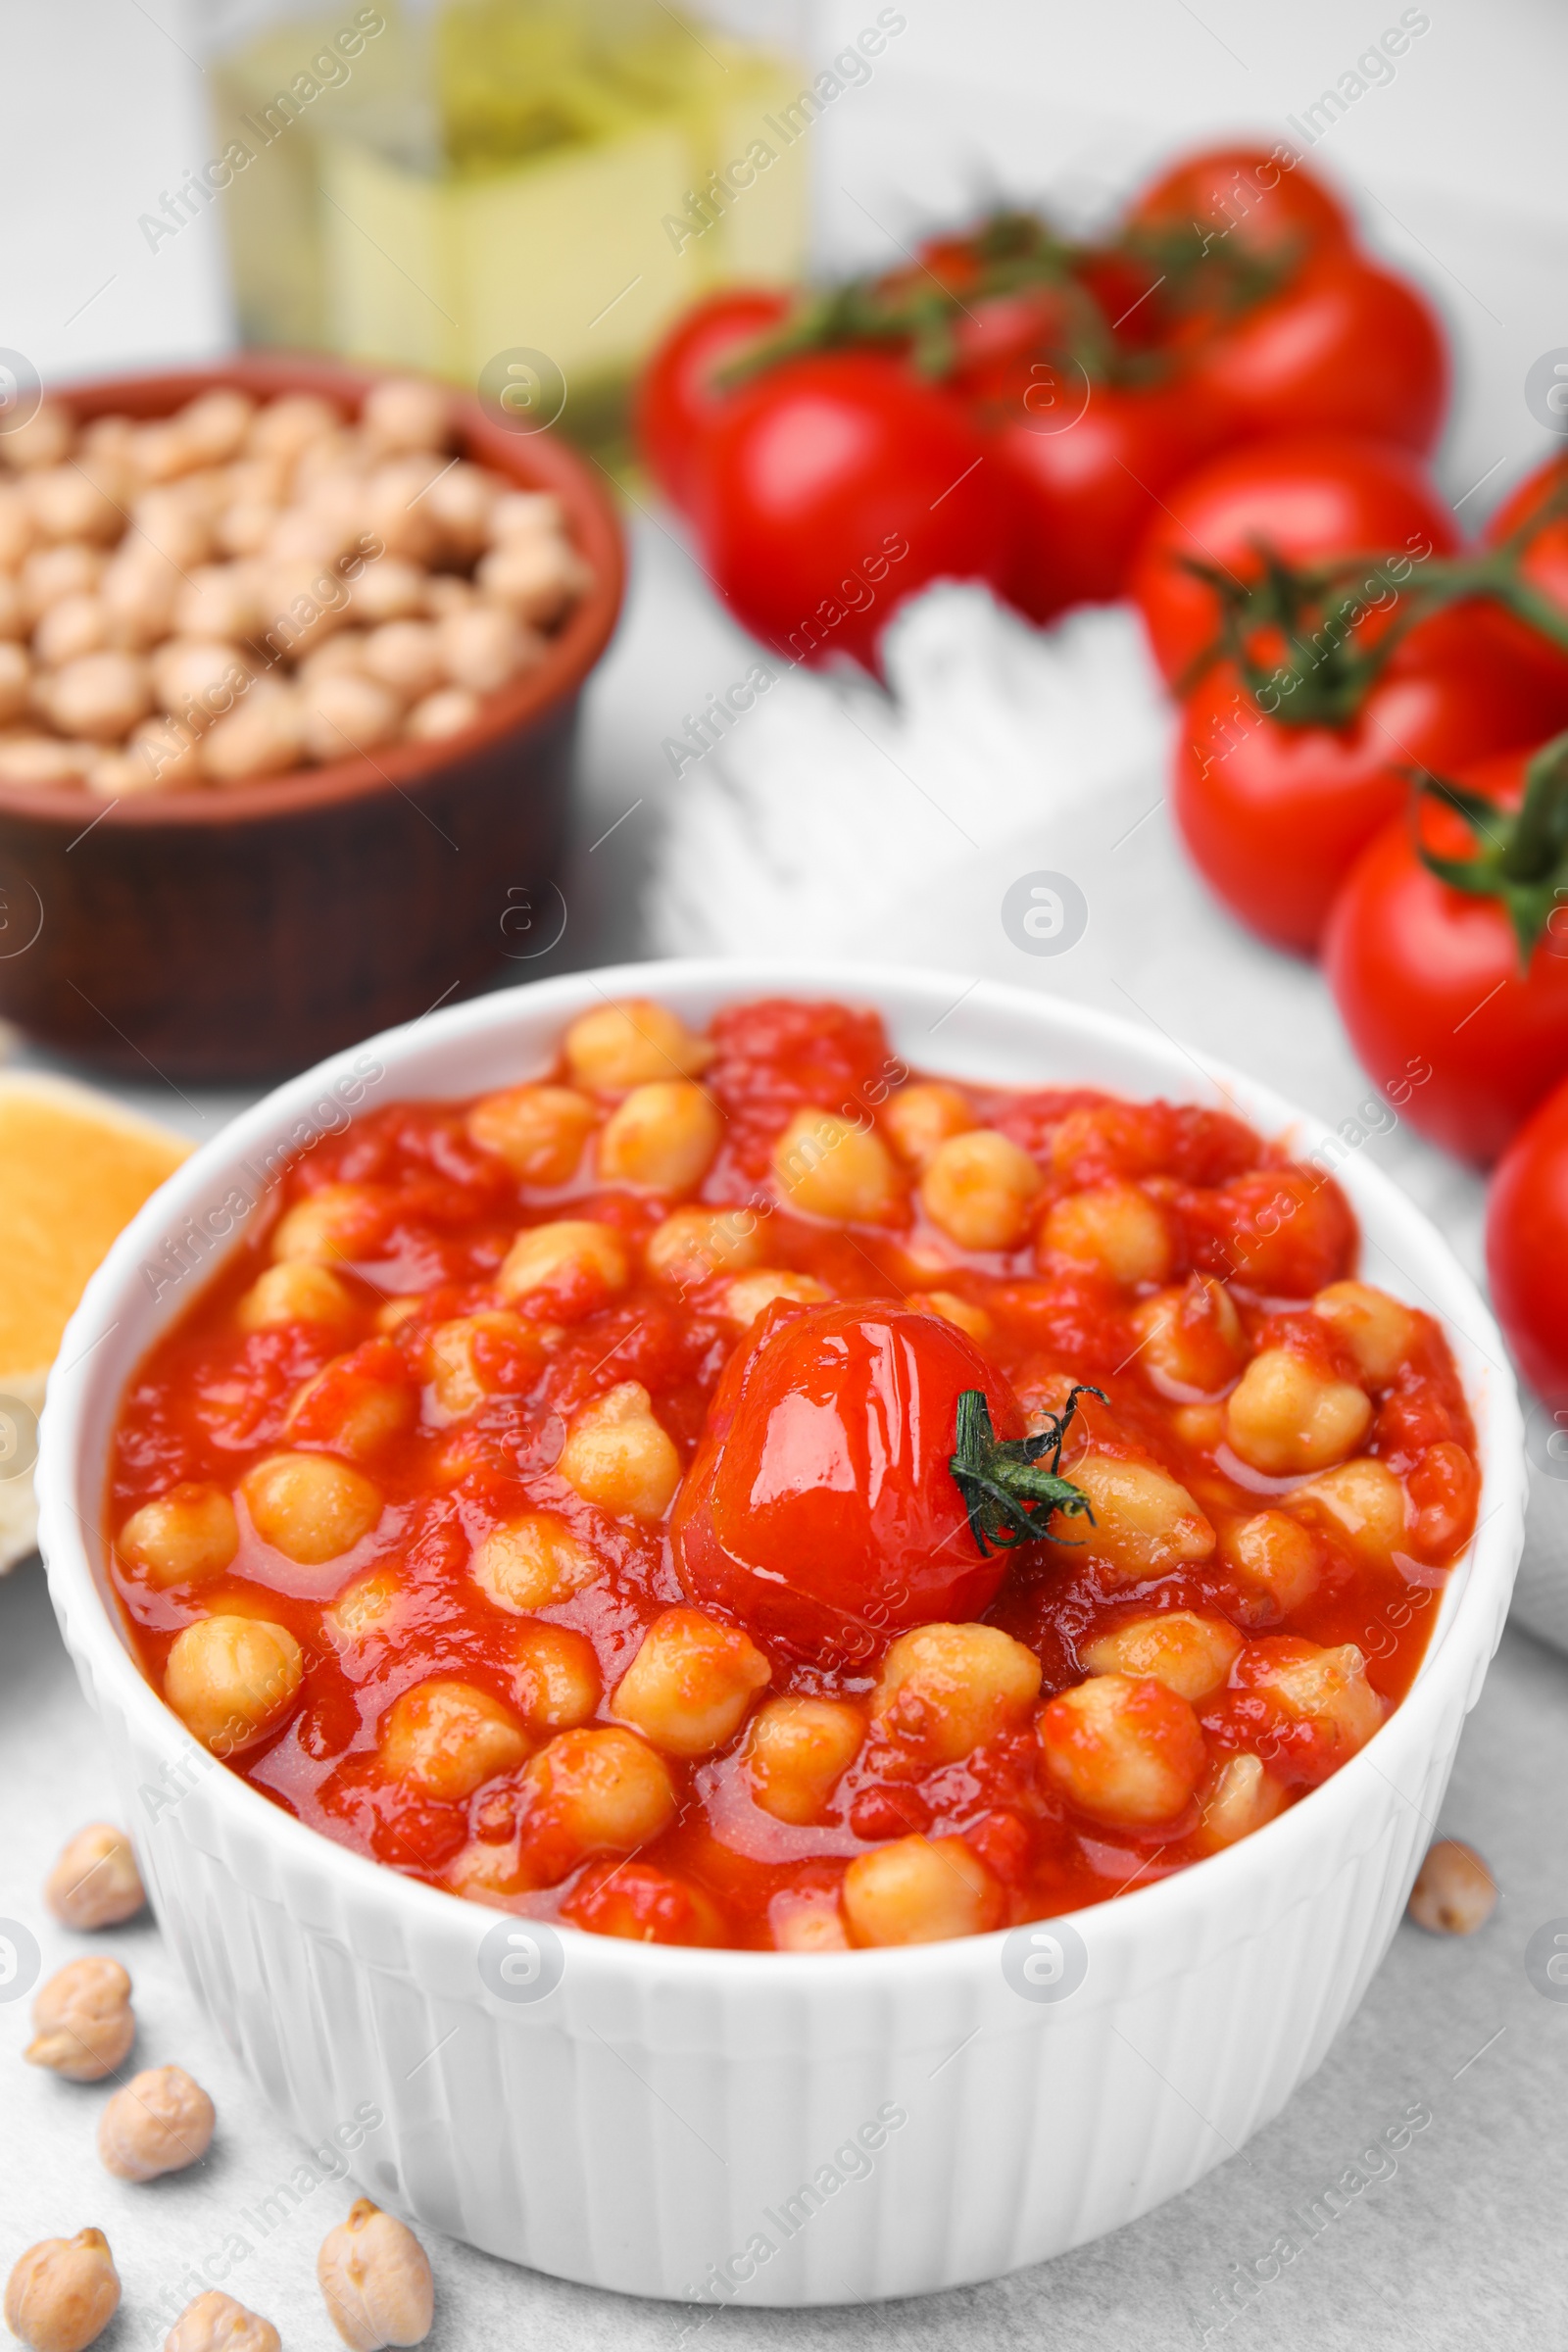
[172,564,265,644]
[871,1623,1041,1763]
[362,376,451,456]
[743,1695,864,1824]
[165,2291,280,2352]
[496,1218,629,1315]
[0,573,24,641]
[129,488,212,568]
[842,1836,1003,1947]
[646,1204,764,1287]
[284,1359,413,1458]
[1311,1280,1420,1385]
[882,1081,975,1169]
[518,1726,677,1881]
[0,642,31,726]
[721,1270,831,1326]
[611,1606,770,1756]
[4,400,73,470]
[471,1511,601,1612]
[773,1107,903,1224]
[25,1958,135,2081]
[1407,1838,1497,1935]
[380,1678,528,1799]
[467,1082,596,1183]
[271,1182,384,1262]
[1291,1456,1408,1567]
[177,389,255,466]
[567,999,714,1092]
[201,681,306,783]
[151,636,249,724]
[422,462,499,562]
[37,651,152,742]
[317,2197,434,2351]
[1065,1452,1215,1580]
[242,1452,382,1563]
[248,391,340,463]
[771,1894,852,1952]
[323,1567,403,1649]
[906,1289,993,1344]
[437,603,537,693]
[512,1621,602,1734]
[1197,1753,1286,1850]
[97,2064,215,2181]
[424,1310,541,1419]
[85,743,172,801]
[558,1382,682,1520]
[423,575,478,619]
[4,2230,120,2352]
[1220,1510,1322,1615]
[918,1128,1041,1250]
[361,619,443,702]
[365,461,446,564]
[405,687,479,740]
[351,563,431,627]
[99,547,180,648]
[1039,1673,1207,1829]
[1080,1610,1241,1702]
[165,1616,303,1753]
[20,543,105,623]
[598,1080,722,1195]
[1040,1180,1172,1286]
[476,532,590,625]
[489,490,565,543]
[1129,1276,1245,1396]
[32,592,108,667]
[1250,1639,1383,1753]
[44,1825,145,1931]
[0,734,92,786]
[117,1483,238,1587]
[1225,1347,1372,1477]
[215,499,279,559]
[237,1259,359,1335]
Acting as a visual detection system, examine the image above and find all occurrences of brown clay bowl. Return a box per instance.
[0,354,625,1082]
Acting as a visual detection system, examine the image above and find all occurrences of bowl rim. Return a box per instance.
[37,957,1526,1989]
[0,352,626,829]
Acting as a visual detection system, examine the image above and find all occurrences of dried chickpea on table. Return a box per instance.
[101,993,1487,1953]
[0,379,592,795]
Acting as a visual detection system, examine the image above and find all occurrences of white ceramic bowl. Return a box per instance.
[38,961,1525,2308]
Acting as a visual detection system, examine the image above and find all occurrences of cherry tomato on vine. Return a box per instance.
[1486,1076,1568,1405]
[969,360,1226,619]
[1129,433,1459,684]
[1124,144,1353,268]
[634,286,791,513]
[691,352,1010,672]
[1324,740,1568,1165]
[1174,604,1568,954]
[1180,250,1447,455]
[671,1298,1086,1661]
[1482,452,1568,697]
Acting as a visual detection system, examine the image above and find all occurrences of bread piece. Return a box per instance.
[0,1073,190,1570]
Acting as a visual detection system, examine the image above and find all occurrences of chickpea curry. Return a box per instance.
[108,996,1480,1952]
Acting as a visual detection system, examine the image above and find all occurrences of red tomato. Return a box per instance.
[634,287,791,513]
[1174,604,1568,953]
[692,353,1010,672]
[1181,250,1447,455]
[1486,1077,1568,1404]
[670,1298,1027,1660]
[1129,432,1459,685]
[1324,745,1568,1164]
[972,363,1226,619]
[1125,144,1353,266]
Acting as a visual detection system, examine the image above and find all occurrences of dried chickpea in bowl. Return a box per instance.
[0,380,594,795]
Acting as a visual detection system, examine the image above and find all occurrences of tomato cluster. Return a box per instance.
[638,141,1568,1405]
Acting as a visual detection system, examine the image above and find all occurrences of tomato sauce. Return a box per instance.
[107,995,1479,1951]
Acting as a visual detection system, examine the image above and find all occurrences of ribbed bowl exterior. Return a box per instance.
[40,962,1525,2307]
